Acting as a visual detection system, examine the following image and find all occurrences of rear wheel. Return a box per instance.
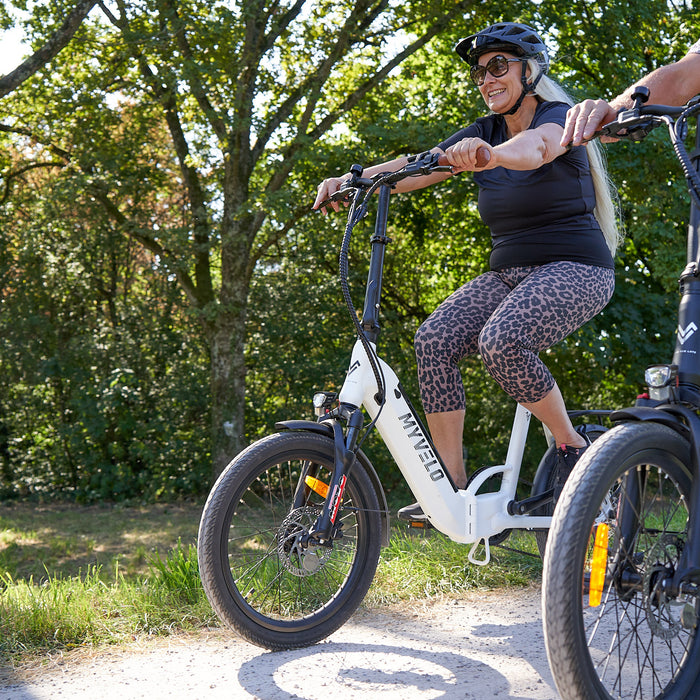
[543,421,700,699]
[197,431,382,650]
[534,423,607,559]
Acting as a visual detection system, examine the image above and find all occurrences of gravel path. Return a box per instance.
[0,585,558,700]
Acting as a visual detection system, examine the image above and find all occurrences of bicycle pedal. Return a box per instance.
[407,519,433,530]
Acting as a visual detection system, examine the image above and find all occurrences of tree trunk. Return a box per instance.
[209,308,248,481]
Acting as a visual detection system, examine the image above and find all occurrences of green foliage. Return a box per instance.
[0,145,211,501]
[0,0,697,497]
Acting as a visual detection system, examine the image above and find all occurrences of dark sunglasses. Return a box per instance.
[470,55,522,86]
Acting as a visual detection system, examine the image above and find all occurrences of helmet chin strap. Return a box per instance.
[503,89,527,116]
[501,60,542,116]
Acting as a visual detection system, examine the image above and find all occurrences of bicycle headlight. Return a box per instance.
[312,391,337,417]
[644,364,677,388]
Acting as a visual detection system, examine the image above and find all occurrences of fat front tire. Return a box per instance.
[197,431,382,650]
[542,421,700,699]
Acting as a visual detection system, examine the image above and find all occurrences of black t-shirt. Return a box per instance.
[437,101,614,271]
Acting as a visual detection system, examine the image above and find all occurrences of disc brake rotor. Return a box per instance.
[643,534,685,640]
[276,506,332,577]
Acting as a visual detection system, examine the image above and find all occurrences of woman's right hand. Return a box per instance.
[444,138,494,172]
[313,176,348,214]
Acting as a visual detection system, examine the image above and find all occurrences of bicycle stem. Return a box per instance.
[361,183,392,345]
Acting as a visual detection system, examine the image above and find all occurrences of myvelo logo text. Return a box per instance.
[398,413,445,481]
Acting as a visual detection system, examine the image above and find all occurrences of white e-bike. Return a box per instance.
[197,152,608,650]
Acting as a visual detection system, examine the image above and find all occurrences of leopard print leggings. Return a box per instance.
[415,262,615,413]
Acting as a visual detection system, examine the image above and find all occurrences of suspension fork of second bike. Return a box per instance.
[671,407,700,592]
[663,406,700,592]
[613,407,700,595]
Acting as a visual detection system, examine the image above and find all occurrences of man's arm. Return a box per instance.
[562,51,700,146]
[611,52,700,110]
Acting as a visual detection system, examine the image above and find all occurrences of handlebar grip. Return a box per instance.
[437,147,491,169]
[475,147,491,168]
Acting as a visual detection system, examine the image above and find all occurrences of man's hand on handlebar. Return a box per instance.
[561,99,621,147]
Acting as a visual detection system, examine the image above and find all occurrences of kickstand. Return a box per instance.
[468,538,491,566]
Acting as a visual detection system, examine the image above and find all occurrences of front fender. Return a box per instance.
[275,419,334,437]
[612,404,700,480]
[611,406,691,440]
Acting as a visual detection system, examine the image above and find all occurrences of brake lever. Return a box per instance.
[314,187,356,212]
[599,114,659,142]
[403,151,453,176]
[596,85,660,142]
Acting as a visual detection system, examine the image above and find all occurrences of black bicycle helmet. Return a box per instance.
[454,22,549,115]
[455,22,549,72]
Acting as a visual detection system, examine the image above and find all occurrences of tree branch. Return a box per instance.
[160,0,228,142]
[87,182,201,307]
[0,161,65,204]
[104,0,215,308]
[0,123,72,160]
[250,0,387,166]
[0,0,99,98]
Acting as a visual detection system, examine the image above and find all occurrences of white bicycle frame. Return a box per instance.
[338,337,553,565]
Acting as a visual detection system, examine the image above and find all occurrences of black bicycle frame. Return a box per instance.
[672,114,700,590]
[613,111,700,594]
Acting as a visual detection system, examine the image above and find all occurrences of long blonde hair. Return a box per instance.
[526,59,623,256]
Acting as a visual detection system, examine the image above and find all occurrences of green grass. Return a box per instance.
[369,528,542,605]
[0,539,216,664]
[0,502,204,580]
[0,501,543,665]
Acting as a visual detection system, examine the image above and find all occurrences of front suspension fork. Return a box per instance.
[613,406,700,597]
[292,406,365,544]
[670,406,700,594]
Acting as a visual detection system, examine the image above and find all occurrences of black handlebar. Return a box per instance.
[598,87,698,142]
[594,90,700,213]
[319,91,700,213]
[316,151,453,211]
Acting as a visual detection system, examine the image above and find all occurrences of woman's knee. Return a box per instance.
[415,318,470,366]
[478,325,518,369]
[414,320,434,360]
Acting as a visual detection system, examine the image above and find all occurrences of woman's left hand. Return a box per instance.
[444,137,495,172]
